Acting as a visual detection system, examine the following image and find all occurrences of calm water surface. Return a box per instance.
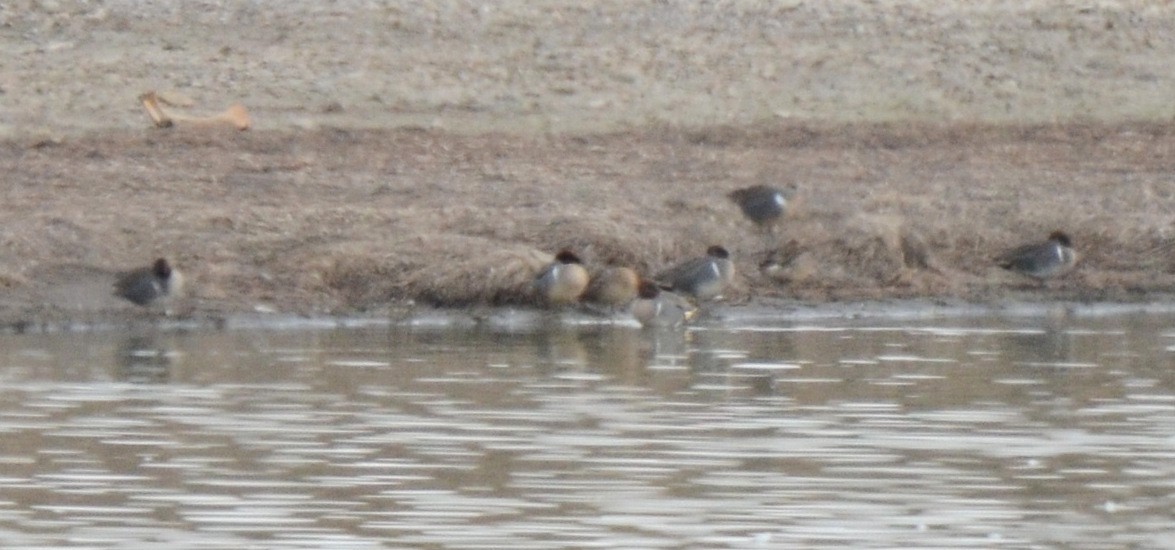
[1,308,1174,549]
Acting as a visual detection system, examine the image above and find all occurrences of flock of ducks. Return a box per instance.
[525,184,796,326]
[531,246,731,327]
[112,184,1079,324]
[523,184,1079,327]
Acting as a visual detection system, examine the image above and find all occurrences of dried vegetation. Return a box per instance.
[3,121,1175,323]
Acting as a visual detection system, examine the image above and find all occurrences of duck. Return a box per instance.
[631,280,697,328]
[583,263,640,313]
[996,231,1078,283]
[727,184,795,231]
[656,245,735,301]
[114,258,185,306]
[533,249,590,306]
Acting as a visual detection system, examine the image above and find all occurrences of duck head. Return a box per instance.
[637,279,661,300]
[705,245,730,260]
[152,258,173,278]
[554,249,583,264]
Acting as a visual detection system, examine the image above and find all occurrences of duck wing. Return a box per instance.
[655,256,712,292]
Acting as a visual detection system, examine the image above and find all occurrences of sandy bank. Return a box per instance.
[6,1,1175,137]
[4,2,1175,326]
[2,121,1175,328]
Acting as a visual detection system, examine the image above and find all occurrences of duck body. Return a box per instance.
[996,231,1078,282]
[656,245,735,301]
[728,184,797,231]
[631,280,697,328]
[583,265,640,312]
[114,258,184,306]
[534,249,590,306]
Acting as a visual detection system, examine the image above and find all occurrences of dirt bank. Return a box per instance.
[3,121,1175,328]
[3,2,1175,326]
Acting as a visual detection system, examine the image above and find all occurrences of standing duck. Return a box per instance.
[728,184,795,231]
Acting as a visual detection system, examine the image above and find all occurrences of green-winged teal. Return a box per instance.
[656,245,735,301]
[583,264,640,312]
[728,184,795,230]
[631,280,697,327]
[533,249,590,306]
[114,258,184,306]
[996,231,1078,283]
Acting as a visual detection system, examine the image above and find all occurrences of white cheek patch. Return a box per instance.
[773,193,785,207]
[709,263,721,278]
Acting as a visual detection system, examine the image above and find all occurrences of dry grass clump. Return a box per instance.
[277,236,552,309]
[398,239,551,306]
[832,214,907,284]
[523,215,675,274]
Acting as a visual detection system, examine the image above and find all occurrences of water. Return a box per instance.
[1,308,1174,548]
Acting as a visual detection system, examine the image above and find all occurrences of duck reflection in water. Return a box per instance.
[116,335,174,384]
[998,307,1076,364]
[1001,327,1073,363]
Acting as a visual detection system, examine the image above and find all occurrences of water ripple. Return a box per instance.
[0,313,1172,548]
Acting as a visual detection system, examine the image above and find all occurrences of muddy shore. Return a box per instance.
[3,2,1175,327]
[5,121,1175,329]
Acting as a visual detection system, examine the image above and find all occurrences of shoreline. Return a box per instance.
[7,3,1175,329]
[8,296,1175,336]
[3,121,1175,329]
